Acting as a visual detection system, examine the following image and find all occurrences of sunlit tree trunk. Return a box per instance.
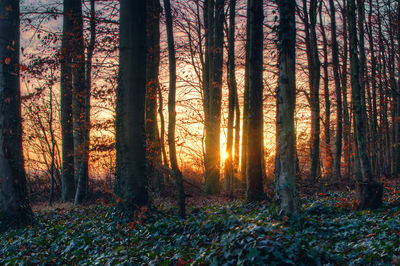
[246,0,265,202]
[275,0,297,214]
[158,87,169,171]
[205,0,223,195]
[146,0,162,192]
[0,0,33,228]
[302,0,321,181]
[73,0,88,205]
[224,0,237,197]
[329,0,343,180]
[319,3,332,178]
[115,0,148,211]
[61,0,76,202]
[164,0,186,218]
[348,0,382,209]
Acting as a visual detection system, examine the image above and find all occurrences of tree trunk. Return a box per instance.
[224,0,237,197]
[164,0,186,219]
[246,0,265,202]
[302,0,321,181]
[395,0,400,177]
[319,2,332,178]
[146,0,162,192]
[0,0,33,229]
[329,0,343,181]
[241,4,250,188]
[366,0,378,176]
[341,0,352,178]
[72,0,88,205]
[205,0,223,195]
[61,0,76,202]
[275,0,297,214]
[348,0,382,209]
[115,0,148,211]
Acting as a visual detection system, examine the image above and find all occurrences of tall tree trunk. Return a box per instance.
[164,0,186,219]
[395,0,400,177]
[115,0,148,211]
[330,0,343,180]
[0,0,33,229]
[275,0,297,214]
[377,5,391,176]
[366,0,378,176]
[146,0,162,192]
[61,0,76,202]
[203,0,211,185]
[205,0,223,194]
[224,0,237,197]
[241,4,250,188]
[83,0,96,199]
[341,0,352,178]
[319,2,332,178]
[348,0,382,209]
[72,0,87,205]
[246,0,265,202]
[303,0,321,181]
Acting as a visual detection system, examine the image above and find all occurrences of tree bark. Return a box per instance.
[241,4,250,188]
[329,0,343,181]
[246,0,265,202]
[74,0,92,205]
[205,0,223,195]
[319,2,332,178]
[115,0,148,211]
[61,0,76,202]
[275,0,297,214]
[146,0,162,192]
[164,0,186,218]
[302,0,321,181]
[395,0,400,177]
[0,0,33,229]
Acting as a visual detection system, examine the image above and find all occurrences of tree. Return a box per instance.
[395,0,400,177]
[329,0,343,180]
[164,0,186,218]
[241,4,250,188]
[73,0,88,205]
[0,0,33,228]
[319,2,333,178]
[302,0,321,181]
[146,0,162,191]
[61,0,76,202]
[348,0,382,209]
[224,0,237,197]
[204,0,224,195]
[246,0,265,202]
[114,0,148,210]
[275,0,297,214]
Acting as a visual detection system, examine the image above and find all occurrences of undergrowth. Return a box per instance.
[1,190,400,265]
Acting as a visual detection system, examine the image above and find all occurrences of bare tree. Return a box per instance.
[164,0,186,218]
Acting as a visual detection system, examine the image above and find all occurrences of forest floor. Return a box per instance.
[1,178,400,264]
